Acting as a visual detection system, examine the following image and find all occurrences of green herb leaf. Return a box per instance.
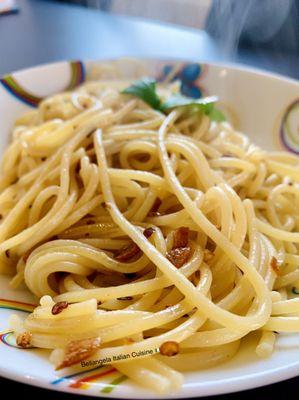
[161,95,218,112]
[161,94,225,122]
[207,106,226,122]
[122,78,162,111]
[122,79,226,122]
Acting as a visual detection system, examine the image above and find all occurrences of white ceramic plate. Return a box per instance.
[0,58,299,399]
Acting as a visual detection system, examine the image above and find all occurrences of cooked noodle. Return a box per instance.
[1,78,299,393]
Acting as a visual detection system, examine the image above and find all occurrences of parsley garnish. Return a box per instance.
[122,78,225,122]
[205,106,226,122]
[122,78,162,111]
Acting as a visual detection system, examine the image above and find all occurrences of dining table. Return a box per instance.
[0,0,299,399]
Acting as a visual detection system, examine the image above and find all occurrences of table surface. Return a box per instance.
[1,0,299,399]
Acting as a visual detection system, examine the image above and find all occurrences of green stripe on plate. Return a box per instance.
[100,375,127,394]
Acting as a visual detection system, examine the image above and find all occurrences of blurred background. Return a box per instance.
[58,0,212,29]
[56,0,299,55]
[60,0,299,80]
[0,0,299,77]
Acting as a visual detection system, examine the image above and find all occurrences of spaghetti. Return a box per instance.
[1,78,299,394]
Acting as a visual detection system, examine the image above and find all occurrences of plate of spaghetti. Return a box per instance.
[0,58,299,398]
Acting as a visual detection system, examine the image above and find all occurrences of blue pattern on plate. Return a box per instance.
[160,63,203,99]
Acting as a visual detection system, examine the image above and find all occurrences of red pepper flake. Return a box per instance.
[270,257,281,275]
[143,227,155,238]
[114,242,141,262]
[137,154,150,162]
[75,163,81,174]
[16,332,32,348]
[167,246,191,268]
[86,130,94,139]
[192,270,201,285]
[102,202,111,211]
[56,337,101,370]
[114,229,153,264]
[203,249,213,262]
[85,213,94,219]
[151,198,162,213]
[148,197,162,216]
[51,301,69,315]
[172,227,189,248]
[23,251,31,262]
[117,296,133,301]
[159,341,179,357]
[124,337,135,344]
[166,227,191,268]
